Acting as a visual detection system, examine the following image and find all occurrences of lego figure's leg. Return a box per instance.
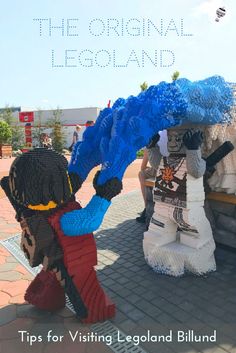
[143,203,178,271]
[56,232,115,323]
[145,202,178,248]
[71,267,115,323]
[144,204,216,276]
[176,203,214,249]
[61,235,115,323]
[172,204,216,275]
[47,202,116,323]
[25,270,66,311]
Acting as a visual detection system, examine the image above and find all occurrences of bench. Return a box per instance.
[144,180,236,205]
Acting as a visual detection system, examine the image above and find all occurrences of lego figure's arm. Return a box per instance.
[186,149,206,178]
[183,130,206,178]
[60,174,122,236]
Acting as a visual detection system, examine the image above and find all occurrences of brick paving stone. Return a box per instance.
[0,262,18,272]
[56,308,75,319]
[135,299,158,313]
[0,256,6,265]
[156,313,177,326]
[21,273,34,281]
[110,310,127,325]
[85,342,112,353]
[44,333,87,353]
[170,309,193,323]
[5,256,18,263]
[1,280,30,297]
[126,308,146,321]
[0,291,11,306]
[15,264,30,276]
[0,271,22,281]
[0,337,44,353]
[16,304,52,320]
[167,342,199,353]
[9,293,27,305]
[30,316,65,338]
[118,302,136,313]
[118,288,133,297]
[126,293,141,304]
[0,305,17,325]
[0,246,10,257]
[117,319,138,333]
[0,318,35,340]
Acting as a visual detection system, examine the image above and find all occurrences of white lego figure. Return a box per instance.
[143,127,216,276]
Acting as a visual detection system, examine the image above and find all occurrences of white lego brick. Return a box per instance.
[143,229,177,247]
[179,232,211,249]
[143,238,216,277]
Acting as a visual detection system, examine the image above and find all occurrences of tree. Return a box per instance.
[47,108,66,152]
[0,106,24,150]
[32,109,46,147]
[0,120,12,144]
[171,71,180,81]
[140,81,148,92]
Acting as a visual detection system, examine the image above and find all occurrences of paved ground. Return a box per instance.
[0,158,236,353]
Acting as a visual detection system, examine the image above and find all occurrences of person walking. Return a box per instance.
[69,125,82,152]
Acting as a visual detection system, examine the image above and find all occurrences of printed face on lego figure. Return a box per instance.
[167,129,187,154]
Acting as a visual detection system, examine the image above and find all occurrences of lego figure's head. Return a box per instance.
[167,126,205,154]
[8,148,73,211]
[167,128,187,154]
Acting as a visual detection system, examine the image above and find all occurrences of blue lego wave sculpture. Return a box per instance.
[61,75,234,235]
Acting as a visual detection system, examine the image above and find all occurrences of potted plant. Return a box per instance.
[0,120,12,158]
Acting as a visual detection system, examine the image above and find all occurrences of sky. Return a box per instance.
[0,0,235,110]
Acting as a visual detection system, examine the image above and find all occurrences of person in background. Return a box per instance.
[40,133,52,149]
[47,135,52,149]
[86,120,95,127]
[69,125,82,152]
[136,133,162,223]
[73,125,82,143]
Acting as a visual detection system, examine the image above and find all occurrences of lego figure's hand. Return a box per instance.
[93,171,123,201]
[183,130,203,150]
[68,108,113,189]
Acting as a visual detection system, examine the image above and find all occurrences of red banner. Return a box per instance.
[19,111,34,122]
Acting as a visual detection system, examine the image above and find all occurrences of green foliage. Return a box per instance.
[32,109,46,147]
[0,106,24,149]
[140,81,148,92]
[136,149,144,158]
[171,71,180,81]
[0,120,12,144]
[47,108,66,153]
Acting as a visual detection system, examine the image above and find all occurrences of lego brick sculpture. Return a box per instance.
[143,127,217,276]
[1,149,121,322]
[1,75,235,321]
